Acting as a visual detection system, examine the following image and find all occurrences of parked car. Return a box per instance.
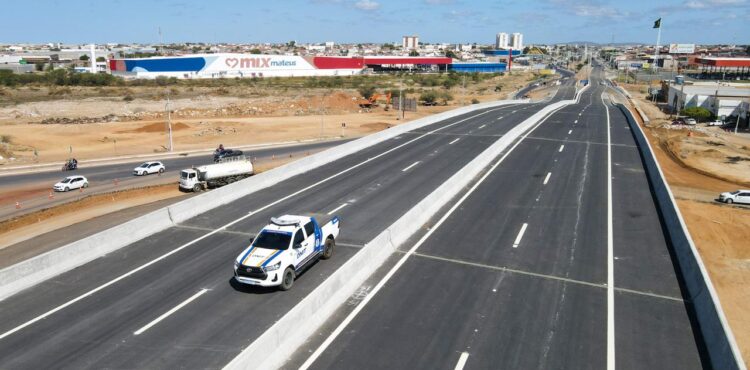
[672,118,686,125]
[707,120,725,126]
[133,161,165,176]
[53,176,88,192]
[685,118,697,125]
[718,190,750,204]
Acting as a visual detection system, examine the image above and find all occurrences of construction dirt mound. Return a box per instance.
[127,121,191,133]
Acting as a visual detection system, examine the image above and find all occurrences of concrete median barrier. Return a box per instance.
[223,90,586,370]
[616,103,745,370]
[0,208,173,301]
[0,100,524,302]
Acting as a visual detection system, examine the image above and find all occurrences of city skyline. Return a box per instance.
[1,0,748,45]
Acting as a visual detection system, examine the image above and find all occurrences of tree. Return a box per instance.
[445,50,457,59]
[680,106,712,121]
[249,48,262,54]
[409,50,419,57]
[96,56,106,62]
[79,54,89,61]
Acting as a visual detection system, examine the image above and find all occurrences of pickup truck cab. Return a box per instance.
[234,215,340,290]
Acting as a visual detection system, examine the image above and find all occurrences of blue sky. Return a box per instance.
[2,0,748,45]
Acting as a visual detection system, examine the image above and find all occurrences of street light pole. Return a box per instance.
[165,89,173,152]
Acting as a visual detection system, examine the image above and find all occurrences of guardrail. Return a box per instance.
[0,99,526,302]
[224,85,590,370]
[615,103,745,370]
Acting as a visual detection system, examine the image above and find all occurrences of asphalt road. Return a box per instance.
[0,81,579,368]
[0,139,351,220]
[293,67,707,369]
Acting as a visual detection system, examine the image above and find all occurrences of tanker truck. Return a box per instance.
[179,158,254,192]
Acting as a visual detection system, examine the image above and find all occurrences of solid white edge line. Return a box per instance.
[327,203,348,215]
[543,172,551,185]
[401,161,421,172]
[454,352,470,370]
[133,289,208,336]
[0,105,512,342]
[298,95,568,370]
[559,144,565,152]
[603,93,616,370]
[512,223,528,248]
[449,138,461,145]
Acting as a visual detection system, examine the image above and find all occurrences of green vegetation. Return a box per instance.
[419,90,454,105]
[357,84,376,99]
[0,69,119,87]
[0,69,504,93]
[680,106,713,121]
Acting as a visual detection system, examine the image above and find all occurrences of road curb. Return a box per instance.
[0,99,524,302]
[616,102,745,370]
[223,86,588,370]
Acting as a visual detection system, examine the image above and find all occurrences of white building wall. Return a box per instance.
[510,33,523,50]
[495,33,509,49]
[402,36,419,49]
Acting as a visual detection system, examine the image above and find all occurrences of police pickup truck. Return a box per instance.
[234,215,340,290]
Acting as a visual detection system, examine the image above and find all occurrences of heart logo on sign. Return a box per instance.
[225,58,239,68]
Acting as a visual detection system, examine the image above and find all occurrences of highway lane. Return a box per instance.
[0,139,352,220]
[295,68,706,369]
[0,83,577,368]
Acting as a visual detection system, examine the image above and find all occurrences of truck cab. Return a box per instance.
[179,169,200,191]
[234,215,340,290]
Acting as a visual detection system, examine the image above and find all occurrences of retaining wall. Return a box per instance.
[616,103,745,370]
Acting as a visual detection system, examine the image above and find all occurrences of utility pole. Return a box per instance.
[165,89,173,152]
[462,74,466,105]
[735,105,744,134]
[399,79,404,120]
[320,93,325,139]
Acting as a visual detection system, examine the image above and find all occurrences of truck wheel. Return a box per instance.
[726,198,733,204]
[193,184,203,192]
[280,267,295,291]
[321,238,335,260]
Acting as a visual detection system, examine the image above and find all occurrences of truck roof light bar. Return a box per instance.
[270,217,300,227]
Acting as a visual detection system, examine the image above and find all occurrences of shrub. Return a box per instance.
[471,98,480,104]
[680,106,712,122]
[420,90,438,104]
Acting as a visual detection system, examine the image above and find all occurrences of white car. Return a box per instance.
[685,118,697,125]
[719,190,750,204]
[234,215,340,290]
[707,120,724,126]
[53,176,88,192]
[133,161,165,176]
